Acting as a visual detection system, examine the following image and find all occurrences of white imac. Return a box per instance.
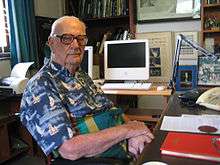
[104,40,149,80]
[81,46,93,78]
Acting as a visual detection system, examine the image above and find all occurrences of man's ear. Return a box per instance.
[47,36,53,47]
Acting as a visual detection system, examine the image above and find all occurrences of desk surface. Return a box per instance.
[137,93,220,165]
[102,86,172,96]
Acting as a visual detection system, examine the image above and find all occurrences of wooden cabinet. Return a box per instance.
[0,96,33,163]
[65,0,136,78]
[0,116,33,163]
[0,121,10,162]
[201,0,220,53]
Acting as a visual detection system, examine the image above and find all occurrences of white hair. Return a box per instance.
[50,16,86,36]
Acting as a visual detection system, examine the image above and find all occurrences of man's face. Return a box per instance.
[48,20,87,73]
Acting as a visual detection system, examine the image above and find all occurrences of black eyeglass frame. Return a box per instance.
[54,34,88,46]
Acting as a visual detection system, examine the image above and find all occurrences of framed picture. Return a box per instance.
[198,56,220,86]
[136,0,195,22]
[175,65,197,91]
[136,32,173,82]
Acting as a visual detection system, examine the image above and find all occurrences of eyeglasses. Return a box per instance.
[54,34,88,46]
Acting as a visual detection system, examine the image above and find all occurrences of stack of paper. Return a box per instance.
[160,114,220,134]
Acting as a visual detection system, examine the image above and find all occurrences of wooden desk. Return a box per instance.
[103,86,172,126]
[136,93,220,165]
[102,86,172,96]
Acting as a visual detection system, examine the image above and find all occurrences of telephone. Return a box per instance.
[178,89,203,107]
[196,87,220,111]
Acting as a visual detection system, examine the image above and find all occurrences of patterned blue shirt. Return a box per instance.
[20,61,114,155]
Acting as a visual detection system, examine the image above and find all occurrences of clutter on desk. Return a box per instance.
[178,87,220,111]
[0,62,34,94]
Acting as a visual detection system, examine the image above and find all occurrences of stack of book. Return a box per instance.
[78,0,128,19]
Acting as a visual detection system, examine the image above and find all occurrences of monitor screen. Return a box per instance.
[81,46,93,78]
[104,40,149,80]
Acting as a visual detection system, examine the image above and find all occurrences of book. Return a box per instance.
[160,132,220,162]
[98,31,112,54]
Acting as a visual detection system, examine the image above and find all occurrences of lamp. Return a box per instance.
[168,34,218,90]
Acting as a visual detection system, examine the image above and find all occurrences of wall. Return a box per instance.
[136,19,201,109]
[137,20,201,33]
[0,59,11,78]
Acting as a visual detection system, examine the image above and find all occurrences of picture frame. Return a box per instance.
[198,56,220,86]
[175,65,197,91]
[136,0,195,22]
[136,32,173,83]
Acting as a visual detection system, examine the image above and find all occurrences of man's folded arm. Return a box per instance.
[58,121,154,160]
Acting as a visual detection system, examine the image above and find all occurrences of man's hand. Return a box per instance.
[128,133,154,159]
[123,121,154,139]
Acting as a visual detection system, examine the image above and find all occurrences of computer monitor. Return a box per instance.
[81,46,93,78]
[104,40,149,80]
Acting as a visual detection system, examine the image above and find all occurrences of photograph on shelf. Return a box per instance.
[198,56,220,86]
[136,32,173,82]
[136,0,195,22]
[175,65,197,91]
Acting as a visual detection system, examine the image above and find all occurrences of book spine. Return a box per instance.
[162,150,220,162]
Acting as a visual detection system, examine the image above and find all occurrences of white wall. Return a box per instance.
[137,20,201,110]
[0,60,11,78]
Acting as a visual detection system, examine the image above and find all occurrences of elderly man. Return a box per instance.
[20,16,154,164]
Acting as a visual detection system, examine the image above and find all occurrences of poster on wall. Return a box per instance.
[174,31,199,60]
[136,32,173,82]
[198,56,220,86]
[136,0,196,22]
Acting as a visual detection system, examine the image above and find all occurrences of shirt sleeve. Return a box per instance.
[20,76,76,156]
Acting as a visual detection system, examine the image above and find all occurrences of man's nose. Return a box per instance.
[70,38,79,48]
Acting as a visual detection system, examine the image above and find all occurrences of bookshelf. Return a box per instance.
[65,0,136,78]
[201,0,220,53]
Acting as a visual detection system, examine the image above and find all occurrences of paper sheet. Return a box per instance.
[0,62,34,94]
[160,115,220,134]
[10,62,34,78]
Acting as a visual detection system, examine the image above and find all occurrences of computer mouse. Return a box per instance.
[157,86,166,91]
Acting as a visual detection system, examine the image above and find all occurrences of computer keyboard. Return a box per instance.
[101,83,152,90]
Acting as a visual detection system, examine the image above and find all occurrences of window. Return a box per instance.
[0,0,10,58]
